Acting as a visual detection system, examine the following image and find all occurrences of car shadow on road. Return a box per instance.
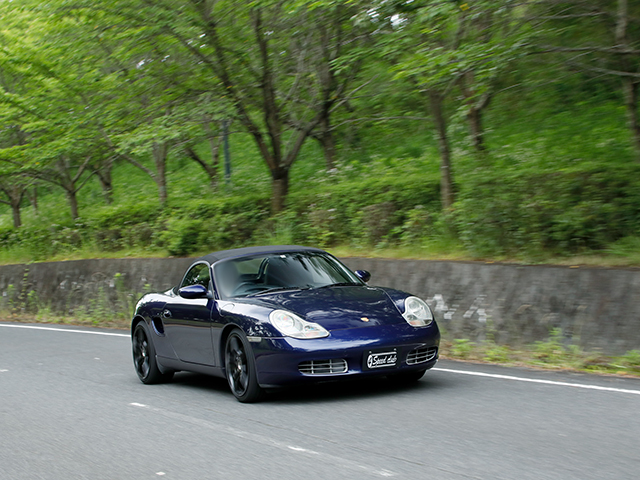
[168,372,231,393]
[263,375,453,404]
[161,370,454,404]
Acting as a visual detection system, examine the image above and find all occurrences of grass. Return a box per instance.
[2,226,640,269]
[4,235,640,268]
[330,243,640,268]
[438,337,640,378]
[0,245,169,266]
[0,312,132,330]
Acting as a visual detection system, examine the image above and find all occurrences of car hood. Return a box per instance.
[239,286,406,330]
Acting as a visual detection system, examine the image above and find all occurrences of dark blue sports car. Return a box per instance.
[131,245,440,402]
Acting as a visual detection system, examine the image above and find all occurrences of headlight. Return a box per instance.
[269,310,329,339]
[402,296,434,327]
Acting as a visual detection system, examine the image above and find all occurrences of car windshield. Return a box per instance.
[213,252,362,299]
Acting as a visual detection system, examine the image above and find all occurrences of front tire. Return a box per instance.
[225,330,264,403]
[132,322,174,384]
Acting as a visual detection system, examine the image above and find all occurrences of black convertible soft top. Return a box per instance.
[197,245,326,265]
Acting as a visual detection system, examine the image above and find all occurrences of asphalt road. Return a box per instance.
[1,322,639,480]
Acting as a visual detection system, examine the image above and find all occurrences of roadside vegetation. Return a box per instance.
[443,334,640,378]
[1,1,640,375]
[1,0,640,268]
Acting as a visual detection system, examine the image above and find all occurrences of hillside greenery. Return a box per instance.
[1,0,640,267]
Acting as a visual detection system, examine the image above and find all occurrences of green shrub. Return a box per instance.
[198,211,266,251]
[161,218,204,256]
[95,229,123,251]
[87,202,162,229]
[451,339,476,358]
[287,166,442,248]
[454,161,640,257]
[532,328,566,363]
[484,344,512,363]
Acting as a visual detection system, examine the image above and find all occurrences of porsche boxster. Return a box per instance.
[131,245,440,402]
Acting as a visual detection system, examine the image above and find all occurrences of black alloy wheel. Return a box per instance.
[225,330,264,403]
[132,322,173,384]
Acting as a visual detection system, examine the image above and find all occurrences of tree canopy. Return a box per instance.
[1,0,639,262]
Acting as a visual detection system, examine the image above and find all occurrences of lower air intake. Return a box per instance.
[406,346,438,365]
[299,359,348,375]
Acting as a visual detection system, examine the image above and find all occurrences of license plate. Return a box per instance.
[364,348,398,370]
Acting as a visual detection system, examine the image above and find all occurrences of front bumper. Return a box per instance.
[251,322,440,387]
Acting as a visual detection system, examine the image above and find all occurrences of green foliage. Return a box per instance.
[439,335,640,377]
[483,342,512,363]
[450,338,476,359]
[1,0,640,267]
[532,328,566,364]
[286,159,442,247]
[161,218,204,256]
[454,159,640,257]
[616,350,640,373]
[88,202,162,229]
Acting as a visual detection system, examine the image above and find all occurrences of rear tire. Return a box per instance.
[132,322,174,384]
[225,330,264,403]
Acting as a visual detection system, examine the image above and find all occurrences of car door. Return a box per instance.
[163,262,216,366]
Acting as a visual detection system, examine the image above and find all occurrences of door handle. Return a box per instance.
[162,309,172,318]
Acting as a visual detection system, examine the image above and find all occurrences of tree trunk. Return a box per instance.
[95,157,114,205]
[271,168,290,213]
[460,72,490,153]
[205,120,221,189]
[429,91,455,209]
[185,138,220,191]
[29,186,38,215]
[11,203,21,228]
[621,78,640,159]
[153,142,169,207]
[318,115,337,170]
[615,0,640,159]
[65,189,79,220]
[467,106,486,152]
[208,142,220,190]
[96,170,113,205]
[0,182,26,228]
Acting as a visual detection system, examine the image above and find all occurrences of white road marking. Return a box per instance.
[0,323,129,337]
[0,369,8,373]
[128,402,397,477]
[3,323,638,398]
[434,368,640,396]
[129,403,148,408]
[288,446,320,455]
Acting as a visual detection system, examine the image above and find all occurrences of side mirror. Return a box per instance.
[354,270,371,283]
[179,284,209,299]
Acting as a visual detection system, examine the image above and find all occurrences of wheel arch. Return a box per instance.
[131,315,146,336]
[218,323,245,368]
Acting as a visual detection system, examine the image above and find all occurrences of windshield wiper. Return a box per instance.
[315,282,361,289]
[247,286,310,297]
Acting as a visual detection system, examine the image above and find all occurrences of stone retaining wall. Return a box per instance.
[1,257,639,354]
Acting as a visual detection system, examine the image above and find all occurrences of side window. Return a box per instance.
[181,263,211,289]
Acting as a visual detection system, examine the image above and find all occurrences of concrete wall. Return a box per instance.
[0,258,193,318]
[1,257,639,354]
[341,259,640,354]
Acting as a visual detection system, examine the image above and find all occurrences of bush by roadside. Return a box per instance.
[2,157,640,265]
